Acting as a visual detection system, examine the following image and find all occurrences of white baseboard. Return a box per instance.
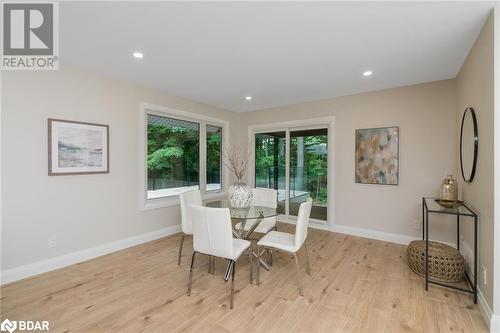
[477,287,500,332]
[490,315,500,333]
[277,216,331,231]
[455,241,497,332]
[0,224,181,285]
[478,288,493,331]
[279,218,427,245]
[281,218,451,247]
[329,223,416,245]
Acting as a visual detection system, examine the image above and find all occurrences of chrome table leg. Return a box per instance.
[249,248,253,284]
[256,246,261,286]
[224,214,267,281]
[252,250,270,271]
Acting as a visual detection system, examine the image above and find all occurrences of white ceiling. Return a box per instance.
[61,1,494,112]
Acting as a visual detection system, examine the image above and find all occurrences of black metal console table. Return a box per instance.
[422,197,478,304]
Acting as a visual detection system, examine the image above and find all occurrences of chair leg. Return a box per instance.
[293,253,304,296]
[268,249,273,266]
[187,252,197,296]
[248,248,253,284]
[230,260,236,309]
[256,246,261,286]
[178,234,185,266]
[208,256,215,274]
[304,244,311,275]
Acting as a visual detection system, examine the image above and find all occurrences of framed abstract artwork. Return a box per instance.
[48,119,109,175]
[355,126,399,185]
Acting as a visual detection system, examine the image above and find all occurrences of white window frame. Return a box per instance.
[248,117,335,230]
[139,102,229,210]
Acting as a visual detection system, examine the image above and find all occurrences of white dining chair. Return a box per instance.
[187,205,253,309]
[178,190,202,266]
[234,188,278,234]
[256,198,313,296]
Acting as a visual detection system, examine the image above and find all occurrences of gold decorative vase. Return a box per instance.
[439,174,458,202]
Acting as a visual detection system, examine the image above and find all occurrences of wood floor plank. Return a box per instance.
[1,225,488,333]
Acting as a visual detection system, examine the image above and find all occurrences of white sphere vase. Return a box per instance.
[228,182,253,208]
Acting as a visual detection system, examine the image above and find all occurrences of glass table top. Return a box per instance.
[424,197,477,217]
[206,200,279,220]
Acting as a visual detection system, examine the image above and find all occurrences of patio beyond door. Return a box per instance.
[255,132,286,215]
[254,127,328,222]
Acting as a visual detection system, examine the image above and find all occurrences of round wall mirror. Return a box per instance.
[460,107,478,183]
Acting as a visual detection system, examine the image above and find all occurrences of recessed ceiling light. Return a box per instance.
[133,52,144,59]
[245,96,252,101]
[363,70,373,77]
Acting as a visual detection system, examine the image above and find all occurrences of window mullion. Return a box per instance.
[285,129,290,218]
[200,121,207,194]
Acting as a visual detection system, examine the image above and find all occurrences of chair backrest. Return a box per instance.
[178,190,202,235]
[294,198,313,250]
[252,188,278,208]
[190,205,234,259]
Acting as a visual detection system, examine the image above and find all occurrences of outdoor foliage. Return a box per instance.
[147,123,199,190]
[255,135,285,190]
[206,127,222,186]
[255,134,327,205]
[290,135,328,204]
[147,122,222,190]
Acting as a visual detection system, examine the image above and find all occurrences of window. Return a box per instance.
[206,125,222,191]
[142,105,227,206]
[147,115,200,199]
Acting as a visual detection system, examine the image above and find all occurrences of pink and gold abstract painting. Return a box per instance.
[355,127,399,185]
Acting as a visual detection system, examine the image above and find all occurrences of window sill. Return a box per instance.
[203,191,226,203]
[140,191,226,211]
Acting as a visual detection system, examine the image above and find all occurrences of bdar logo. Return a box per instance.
[0,319,49,332]
[0,319,17,333]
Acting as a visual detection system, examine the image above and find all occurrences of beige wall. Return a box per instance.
[239,80,458,241]
[1,66,237,271]
[456,12,494,310]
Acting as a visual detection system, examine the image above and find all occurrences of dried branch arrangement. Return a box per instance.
[222,141,252,182]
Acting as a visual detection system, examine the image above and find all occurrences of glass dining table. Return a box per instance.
[206,199,279,281]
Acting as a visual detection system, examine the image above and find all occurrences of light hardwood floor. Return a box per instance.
[1,224,488,333]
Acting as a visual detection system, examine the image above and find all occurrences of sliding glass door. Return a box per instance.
[255,132,286,214]
[254,127,328,222]
[289,128,328,220]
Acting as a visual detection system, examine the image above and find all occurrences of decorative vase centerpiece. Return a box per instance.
[439,174,458,201]
[228,182,253,209]
[224,144,253,208]
[436,174,461,208]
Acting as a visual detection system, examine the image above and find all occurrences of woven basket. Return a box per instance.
[406,240,465,282]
